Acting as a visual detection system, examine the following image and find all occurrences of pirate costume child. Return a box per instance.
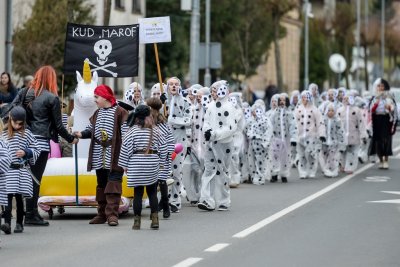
[74,84,128,226]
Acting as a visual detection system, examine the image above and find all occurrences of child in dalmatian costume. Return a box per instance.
[166,77,192,212]
[241,102,254,183]
[337,92,368,174]
[198,81,238,211]
[355,96,371,164]
[227,92,245,187]
[319,103,345,177]
[308,83,322,107]
[295,90,326,179]
[266,94,279,118]
[270,93,298,183]
[289,90,300,167]
[246,101,273,185]
[124,82,145,110]
[318,88,343,115]
[182,87,210,205]
[267,93,281,175]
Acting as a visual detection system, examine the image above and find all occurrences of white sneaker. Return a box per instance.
[383,161,389,169]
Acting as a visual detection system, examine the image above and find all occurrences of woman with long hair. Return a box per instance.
[0,72,18,116]
[11,65,78,226]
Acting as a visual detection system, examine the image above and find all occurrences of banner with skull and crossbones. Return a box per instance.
[63,23,139,77]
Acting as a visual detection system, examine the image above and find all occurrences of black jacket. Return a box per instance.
[12,88,75,143]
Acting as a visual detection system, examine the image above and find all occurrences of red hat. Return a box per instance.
[94,84,116,106]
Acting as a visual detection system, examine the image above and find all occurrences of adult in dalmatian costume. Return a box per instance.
[308,83,322,107]
[182,87,210,205]
[124,82,145,110]
[318,88,343,115]
[227,92,245,187]
[247,101,273,185]
[241,102,253,182]
[166,77,192,212]
[269,93,297,183]
[198,80,238,211]
[294,90,325,179]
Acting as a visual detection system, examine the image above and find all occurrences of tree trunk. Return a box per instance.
[273,14,283,91]
[344,43,350,89]
[363,44,369,91]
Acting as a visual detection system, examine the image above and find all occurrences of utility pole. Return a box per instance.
[304,0,310,90]
[6,0,13,73]
[356,0,361,91]
[381,0,385,77]
[204,0,211,87]
[189,0,200,85]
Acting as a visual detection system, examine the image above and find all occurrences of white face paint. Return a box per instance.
[255,108,264,118]
[229,96,237,107]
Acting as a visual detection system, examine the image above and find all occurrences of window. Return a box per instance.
[132,0,141,13]
[115,0,125,10]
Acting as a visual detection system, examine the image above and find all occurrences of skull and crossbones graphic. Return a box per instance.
[86,39,118,77]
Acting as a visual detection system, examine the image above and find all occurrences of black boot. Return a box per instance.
[270,175,278,183]
[281,177,288,183]
[24,210,49,226]
[162,197,170,219]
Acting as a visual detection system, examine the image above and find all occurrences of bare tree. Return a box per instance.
[361,16,380,91]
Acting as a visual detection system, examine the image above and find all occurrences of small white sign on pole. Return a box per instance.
[138,16,171,44]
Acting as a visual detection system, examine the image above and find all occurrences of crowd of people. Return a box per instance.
[0,65,397,240]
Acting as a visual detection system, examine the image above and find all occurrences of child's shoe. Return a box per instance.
[14,223,23,233]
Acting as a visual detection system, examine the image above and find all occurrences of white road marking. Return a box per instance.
[172,258,203,267]
[233,163,374,238]
[368,191,400,204]
[363,176,391,182]
[204,243,230,252]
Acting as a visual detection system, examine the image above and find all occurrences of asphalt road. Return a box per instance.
[1,140,400,267]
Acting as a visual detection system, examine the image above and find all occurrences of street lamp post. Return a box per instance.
[304,0,309,91]
[204,0,211,87]
[381,0,385,77]
[356,0,361,91]
[189,0,200,85]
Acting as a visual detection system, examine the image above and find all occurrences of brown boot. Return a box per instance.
[105,181,122,226]
[132,215,141,230]
[89,187,107,224]
[150,213,159,229]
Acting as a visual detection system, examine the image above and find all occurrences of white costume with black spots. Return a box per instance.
[270,99,297,179]
[337,95,368,173]
[247,103,273,185]
[182,89,208,203]
[0,139,11,205]
[227,93,245,186]
[319,103,345,177]
[199,81,238,210]
[166,77,192,210]
[295,91,325,178]
[2,129,40,197]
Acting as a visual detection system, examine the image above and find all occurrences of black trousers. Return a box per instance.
[4,194,24,225]
[26,151,49,213]
[133,182,158,216]
[95,169,123,189]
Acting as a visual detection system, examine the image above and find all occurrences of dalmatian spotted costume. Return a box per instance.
[318,88,343,115]
[337,93,368,173]
[182,87,210,204]
[319,103,345,177]
[247,102,273,185]
[241,102,253,182]
[308,83,322,107]
[227,92,245,187]
[295,90,325,179]
[289,90,300,167]
[198,81,238,211]
[270,94,297,182]
[166,77,192,211]
[124,82,145,110]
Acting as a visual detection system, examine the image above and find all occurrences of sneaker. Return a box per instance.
[229,183,239,188]
[169,203,179,213]
[0,223,11,234]
[14,223,24,233]
[197,201,214,211]
[378,162,384,169]
[217,205,228,211]
[190,201,199,206]
[270,175,278,183]
[383,161,389,169]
